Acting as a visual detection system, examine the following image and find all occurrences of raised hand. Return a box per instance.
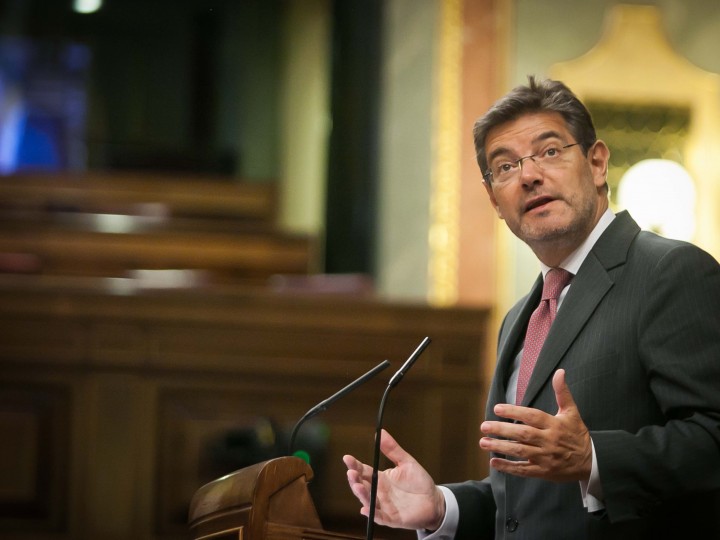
[479,369,592,482]
[343,429,446,531]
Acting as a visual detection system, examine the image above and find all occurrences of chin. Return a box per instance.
[518,219,577,244]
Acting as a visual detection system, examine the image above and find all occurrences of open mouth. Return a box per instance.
[524,196,555,212]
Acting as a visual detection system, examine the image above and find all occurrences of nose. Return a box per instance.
[518,156,543,187]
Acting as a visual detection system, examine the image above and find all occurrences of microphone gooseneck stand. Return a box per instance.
[289,359,391,456]
[366,337,431,540]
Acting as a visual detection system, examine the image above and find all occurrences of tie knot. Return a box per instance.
[542,268,573,301]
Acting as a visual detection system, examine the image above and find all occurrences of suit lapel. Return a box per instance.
[519,211,641,407]
[520,254,612,406]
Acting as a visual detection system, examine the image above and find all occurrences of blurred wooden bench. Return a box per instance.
[0,172,316,285]
[0,171,277,221]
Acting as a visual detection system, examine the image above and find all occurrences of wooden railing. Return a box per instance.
[0,172,277,220]
[0,173,316,285]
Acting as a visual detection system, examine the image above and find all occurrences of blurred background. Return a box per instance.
[1,0,719,539]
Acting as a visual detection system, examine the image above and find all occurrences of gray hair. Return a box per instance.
[473,76,597,180]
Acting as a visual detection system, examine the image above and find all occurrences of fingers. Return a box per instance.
[488,403,549,427]
[343,431,410,517]
[481,369,592,482]
[344,430,408,473]
[342,454,363,475]
[343,453,374,486]
[343,441,403,510]
[342,431,410,494]
[347,474,371,509]
[343,451,398,524]
[481,421,540,449]
[343,453,376,479]
[343,454,371,509]
[489,456,543,478]
[485,369,576,428]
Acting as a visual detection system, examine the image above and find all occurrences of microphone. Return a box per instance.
[387,337,429,388]
[288,359,391,456]
[366,337,431,540]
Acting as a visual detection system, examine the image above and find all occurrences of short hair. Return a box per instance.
[473,76,597,179]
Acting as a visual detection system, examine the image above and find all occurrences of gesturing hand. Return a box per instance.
[343,429,446,531]
[479,369,592,482]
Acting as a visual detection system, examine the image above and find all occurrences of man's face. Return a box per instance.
[482,111,609,263]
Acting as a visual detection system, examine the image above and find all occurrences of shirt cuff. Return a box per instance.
[416,486,459,540]
[580,438,605,513]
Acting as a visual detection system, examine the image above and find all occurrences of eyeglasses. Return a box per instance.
[483,142,581,185]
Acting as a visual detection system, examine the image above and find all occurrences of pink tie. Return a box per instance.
[515,268,573,405]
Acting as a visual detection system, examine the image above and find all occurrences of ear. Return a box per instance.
[482,179,504,219]
[588,140,610,189]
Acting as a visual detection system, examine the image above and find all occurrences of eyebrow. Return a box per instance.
[486,130,566,164]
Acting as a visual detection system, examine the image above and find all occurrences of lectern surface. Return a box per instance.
[189,457,363,540]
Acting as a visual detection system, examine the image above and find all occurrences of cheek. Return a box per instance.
[489,186,516,218]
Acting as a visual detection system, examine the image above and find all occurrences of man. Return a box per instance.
[343,77,720,539]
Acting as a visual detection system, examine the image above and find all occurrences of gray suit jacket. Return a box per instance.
[446,211,720,539]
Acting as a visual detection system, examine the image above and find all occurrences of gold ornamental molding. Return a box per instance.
[428,0,463,306]
[550,4,720,260]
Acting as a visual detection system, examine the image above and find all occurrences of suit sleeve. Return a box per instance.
[591,243,720,522]
[444,478,496,539]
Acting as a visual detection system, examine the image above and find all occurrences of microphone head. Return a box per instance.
[388,336,431,387]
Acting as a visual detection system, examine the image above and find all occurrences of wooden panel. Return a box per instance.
[0,319,86,364]
[0,383,71,534]
[0,278,490,540]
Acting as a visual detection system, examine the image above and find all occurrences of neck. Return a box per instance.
[532,238,584,268]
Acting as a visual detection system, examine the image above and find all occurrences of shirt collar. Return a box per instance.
[540,208,615,278]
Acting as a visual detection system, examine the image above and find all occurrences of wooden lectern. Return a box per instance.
[189,456,363,540]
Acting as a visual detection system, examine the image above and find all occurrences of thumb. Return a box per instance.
[379,429,414,467]
[552,369,577,414]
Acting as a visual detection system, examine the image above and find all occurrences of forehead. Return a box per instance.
[485,111,571,156]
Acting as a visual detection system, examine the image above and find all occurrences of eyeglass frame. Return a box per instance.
[482,142,581,184]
